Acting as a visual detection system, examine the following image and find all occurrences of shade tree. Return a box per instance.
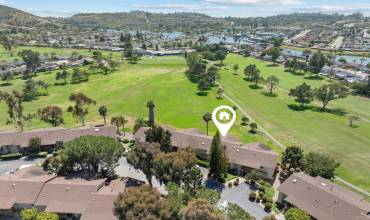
[305,152,340,179]
[153,148,197,185]
[281,146,305,174]
[113,185,173,220]
[18,50,41,75]
[145,126,172,153]
[244,64,260,81]
[180,199,224,220]
[67,92,96,126]
[314,83,349,111]
[127,143,161,185]
[47,136,122,177]
[289,83,313,109]
[265,75,279,95]
[56,69,69,84]
[37,106,63,127]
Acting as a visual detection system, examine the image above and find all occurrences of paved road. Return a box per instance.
[222,92,370,197]
[220,182,269,220]
[0,157,45,174]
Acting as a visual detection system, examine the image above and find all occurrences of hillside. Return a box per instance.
[226,12,367,27]
[0,5,43,27]
[63,11,230,31]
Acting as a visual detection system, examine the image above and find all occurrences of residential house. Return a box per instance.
[0,126,117,155]
[134,126,278,180]
[0,166,143,219]
[277,172,370,220]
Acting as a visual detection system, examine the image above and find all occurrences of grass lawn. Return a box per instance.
[0,52,272,150]
[220,54,370,192]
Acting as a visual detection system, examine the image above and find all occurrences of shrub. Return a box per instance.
[1,153,22,160]
[266,197,273,203]
[259,185,266,192]
[249,192,256,201]
[256,194,262,202]
[233,178,240,186]
[28,151,48,159]
[197,159,209,168]
[259,191,265,197]
[264,202,272,211]
[228,182,233,188]
[122,139,130,144]
[129,139,135,144]
[285,208,310,220]
[263,215,277,220]
[262,195,273,204]
[262,195,268,203]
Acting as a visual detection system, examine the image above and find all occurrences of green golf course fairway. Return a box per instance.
[0,46,369,193]
[0,54,270,148]
[221,54,370,192]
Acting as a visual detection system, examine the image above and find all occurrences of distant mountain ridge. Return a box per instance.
[0,4,368,31]
[63,11,229,31]
[0,5,42,26]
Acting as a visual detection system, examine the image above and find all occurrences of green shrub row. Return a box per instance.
[1,153,23,160]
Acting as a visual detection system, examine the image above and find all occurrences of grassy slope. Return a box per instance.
[221,54,370,192]
[0,52,269,149]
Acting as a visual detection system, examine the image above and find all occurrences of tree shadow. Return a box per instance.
[249,130,257,134]
[304,75,324,80]
[54,82,67,86]
[287,104,311,111]
[204,179,226,192]
[249,85,262,89]
[185,71,199,84]
[196,91,209,96]
[70,79,89,84]
[288,104,347,116]
[0,82,12,87]
[21,75,34,80]
[267,64,278,67]
[243,78,250,82]
[310,106,347,116]
[262,92,278,97]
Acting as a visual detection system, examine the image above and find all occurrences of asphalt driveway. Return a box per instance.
[220,182,270,220]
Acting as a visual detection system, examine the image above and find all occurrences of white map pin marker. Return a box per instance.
[212,105,236,137]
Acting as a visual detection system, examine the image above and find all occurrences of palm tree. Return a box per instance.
[202,112,212,136]
[98,105,108,125]
[147,100,155,127]
[111,116,128,135]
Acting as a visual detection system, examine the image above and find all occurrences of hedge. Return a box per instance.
[28,151,48,159]
[197,159,209,168]
[1,153,22,160]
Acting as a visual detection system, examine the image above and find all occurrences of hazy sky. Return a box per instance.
[2,0,370,17]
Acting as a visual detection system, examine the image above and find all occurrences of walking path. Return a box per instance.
[222,92,370,197]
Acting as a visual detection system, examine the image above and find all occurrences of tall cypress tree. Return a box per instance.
[209,131,228,182]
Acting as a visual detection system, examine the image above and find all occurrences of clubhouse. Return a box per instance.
[134,126,278,180]
[277,172,370,220]
[0,126,117,155]
[0,165,143,219]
